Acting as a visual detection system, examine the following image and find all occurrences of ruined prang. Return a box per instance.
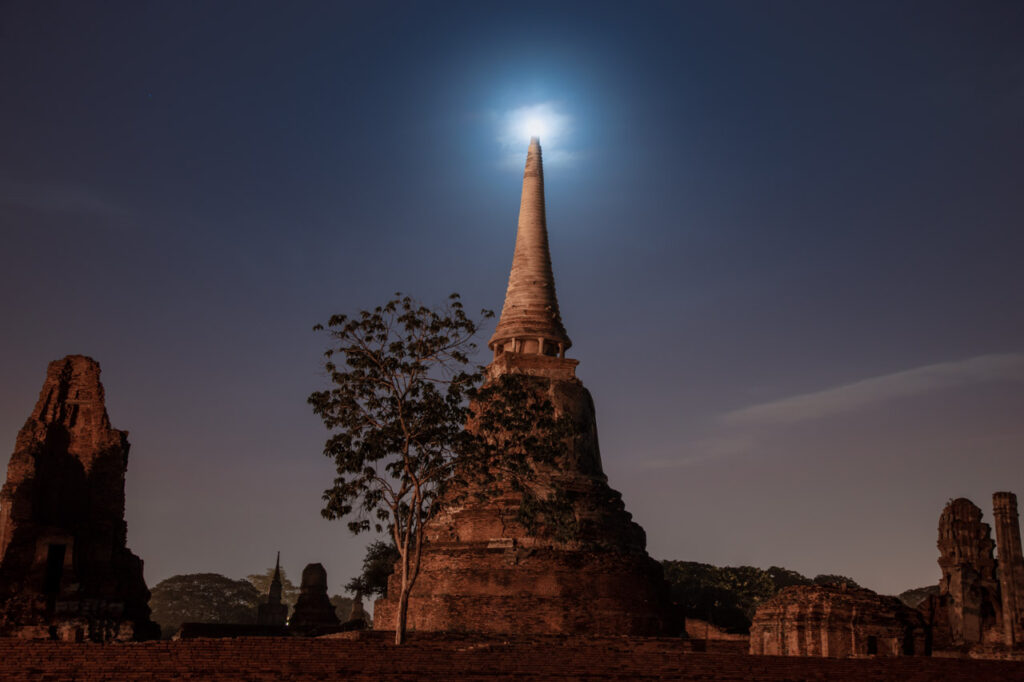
[373,138,675,636]
[256,552,288,626]
[931,497,1001,647]
[922,493,1024,654]
[749,583,927,657]
[0,356,157,641]
[288,563,338,632]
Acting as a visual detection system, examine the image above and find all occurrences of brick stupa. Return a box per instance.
[374,138,675,635]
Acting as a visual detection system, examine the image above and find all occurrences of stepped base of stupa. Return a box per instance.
[373,542,674,635]
[374,355,677,636]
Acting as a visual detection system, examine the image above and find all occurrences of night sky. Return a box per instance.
[1,1,1022,598]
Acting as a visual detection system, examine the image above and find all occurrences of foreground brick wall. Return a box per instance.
[0,636,1023,681]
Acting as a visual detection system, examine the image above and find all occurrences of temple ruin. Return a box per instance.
[0,356,157,641]
[288,563,339,633]
[749,584,927,657]
[373,137,675,636]
[922,493,1024,654]
[255,553,288,627]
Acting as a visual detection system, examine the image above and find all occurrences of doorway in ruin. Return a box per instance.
[902,628,915,655]
[43,543,66,610]
[866,635,878,655]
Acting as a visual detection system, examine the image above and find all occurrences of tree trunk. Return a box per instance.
[396,582,411,645]
[395,547,411,645]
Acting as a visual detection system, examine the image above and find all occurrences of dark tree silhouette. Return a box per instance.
[149,573,261,639]
[346,541,400,599]
[246,567,300,607]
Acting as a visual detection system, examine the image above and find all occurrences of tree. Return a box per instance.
[346,540,400,599]
[309,293,569,644]
[765,566,811,592]
[661,560,868,633]
[812,574,861,589]
[246,567,300,608]
[330,594,357,622]
[149,573,261,639]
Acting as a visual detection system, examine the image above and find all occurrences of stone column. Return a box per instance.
[993,492,1024,646]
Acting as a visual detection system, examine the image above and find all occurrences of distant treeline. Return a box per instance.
[148,569,356,639]
[661,560,861,634]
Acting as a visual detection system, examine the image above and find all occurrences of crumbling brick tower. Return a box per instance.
[993,492,1024,646]
[928,497,1002,648]
[373,138,675,636]
[0,356,156,641]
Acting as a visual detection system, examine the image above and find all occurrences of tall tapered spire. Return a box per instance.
[269,552,283,604]
[489,137,572,359]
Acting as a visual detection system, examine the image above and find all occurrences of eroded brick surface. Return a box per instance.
[0,356,156,641]
[749,584,927,657]
[921,494,1024,656]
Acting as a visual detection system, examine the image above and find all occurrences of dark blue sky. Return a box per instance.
[1,1,1022,595]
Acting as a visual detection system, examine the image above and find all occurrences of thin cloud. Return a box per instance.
[723,353,1024,426]
[0,183,129,219]
[641,352,1024,470]
[640,434,757,470]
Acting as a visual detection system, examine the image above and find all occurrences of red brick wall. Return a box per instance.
[0,636,1022,681]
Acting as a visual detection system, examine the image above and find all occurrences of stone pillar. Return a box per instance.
[993,492,1024,646]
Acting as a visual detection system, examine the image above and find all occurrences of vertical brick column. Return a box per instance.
[993,492,1024,645]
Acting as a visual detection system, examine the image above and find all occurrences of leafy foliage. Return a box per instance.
[451,373,574,542]
[330,594,357,622]
[661,561,864,634]
[661,561,775,633]
[346,540,401,598]
[309,293,575,643]
[812,573,861,588]
[245,567,299,607]
[309,294,486,539]
[765,566,812,592]
[149,573,261,639]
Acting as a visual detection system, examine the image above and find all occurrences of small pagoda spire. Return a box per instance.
[268,551,283,604]
[256,551,288,626]
[489,137,572,359]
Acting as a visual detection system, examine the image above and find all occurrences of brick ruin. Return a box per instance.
[255,553,288,626]
[921,493,1024,654]
[373,138,675,636]
[0,356,157,641]
[7,636,1024,681]
[289,563,339,633]
[748,494,1024,659]
[749,584,928,657]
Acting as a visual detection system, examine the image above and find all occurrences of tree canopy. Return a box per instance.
[245,567,299,607]
[309,293,571,643]
[346,540,401,599]
[308,293,488,644]
[149,573,261,639]
[661,561,863,633]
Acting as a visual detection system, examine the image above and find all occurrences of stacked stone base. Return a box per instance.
[373,358,675,636]
[374,544,674,635]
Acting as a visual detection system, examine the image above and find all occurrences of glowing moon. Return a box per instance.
[504,102,570,146]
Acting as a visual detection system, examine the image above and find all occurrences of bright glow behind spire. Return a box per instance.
[500,102,571,150]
